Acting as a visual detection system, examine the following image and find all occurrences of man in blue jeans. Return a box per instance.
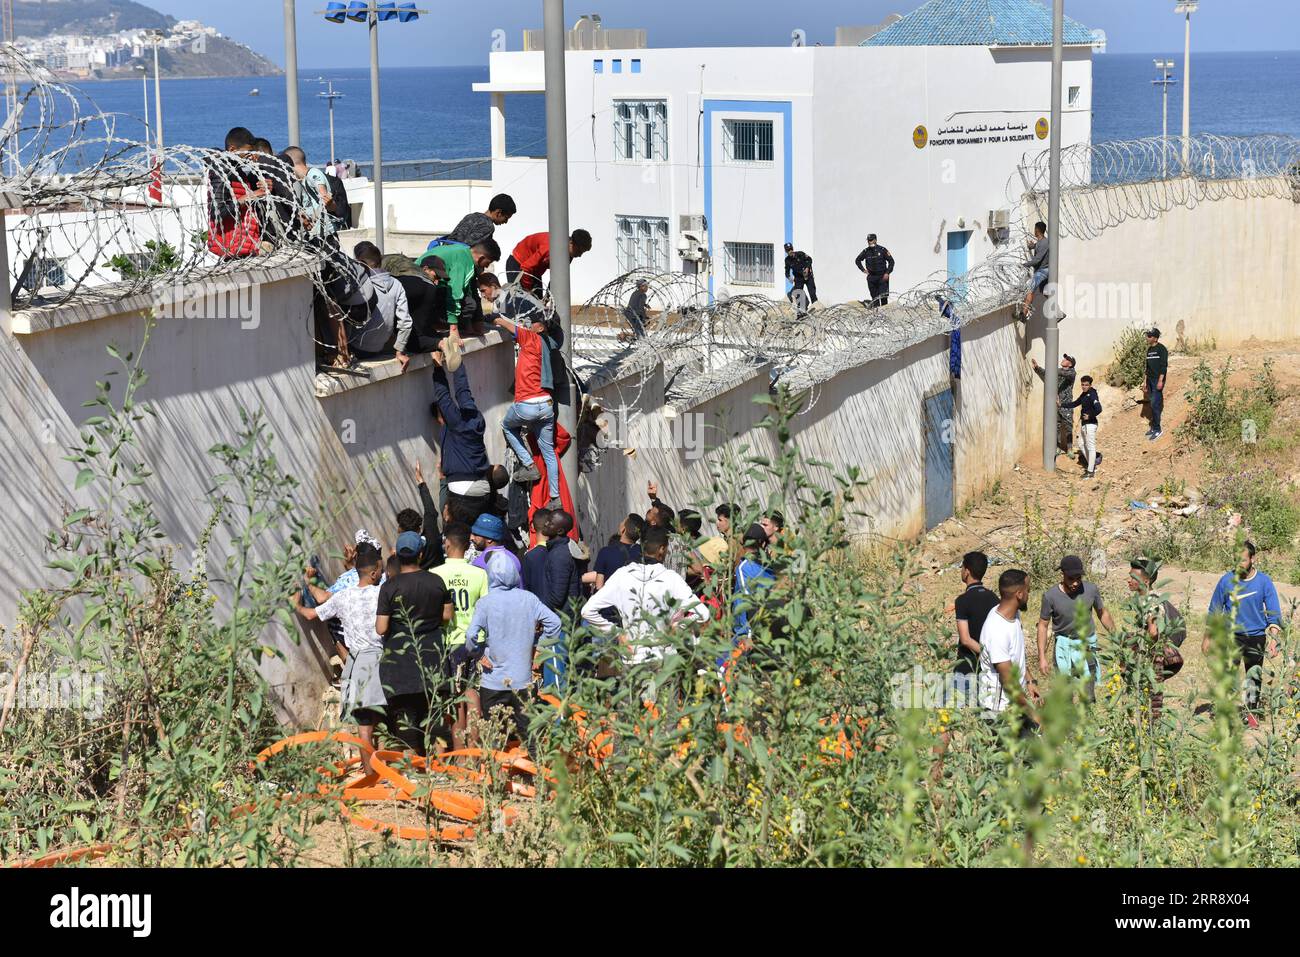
[493,312,560,510]
[1144,327,1168,441]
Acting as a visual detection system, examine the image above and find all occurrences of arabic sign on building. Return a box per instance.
[915,117,1049,149]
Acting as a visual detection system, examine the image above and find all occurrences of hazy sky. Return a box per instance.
[153,0,1300,68]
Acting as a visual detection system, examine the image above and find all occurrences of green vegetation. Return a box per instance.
[4,342,1300,867]
[1105,326,1148,390]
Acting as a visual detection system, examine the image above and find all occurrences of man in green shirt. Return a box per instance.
[434,522,489,748]
[417,237,501,343]
[1144,327,1169,441]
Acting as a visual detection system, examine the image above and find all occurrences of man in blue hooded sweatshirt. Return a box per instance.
[464,552,562,754]
[430,351,491,510]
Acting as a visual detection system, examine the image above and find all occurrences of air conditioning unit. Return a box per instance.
[679,214,706,235]
[987,208,1012,244]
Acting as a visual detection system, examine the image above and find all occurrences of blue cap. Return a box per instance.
[471,513,506,542]
[396,531,424,557]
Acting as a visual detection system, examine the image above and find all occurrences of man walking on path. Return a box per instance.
[1127,557,1186,722]
[1204,541,1282,726]
[1144,328,1169,441]
[784,243,817,315]
[623,278,651,338]
[978,569,1038,727]
[953,551,1001,697]
[1037,555,1117,698]
[1063,374,1104,478]
[1031,354,1077,455]
[854,234,894,308]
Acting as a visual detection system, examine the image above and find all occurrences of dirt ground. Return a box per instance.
[910,338,1300,728]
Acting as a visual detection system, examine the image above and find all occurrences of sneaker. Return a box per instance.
[1148,429,1163,442]
[1144,429,1155,438]
[1084,471,1096,479]
[548,497,563,513]
[513,464,541,484]
[441,335,463,372]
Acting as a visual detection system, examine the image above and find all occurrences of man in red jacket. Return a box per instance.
[494,312,561,510]
[507,229,592,293]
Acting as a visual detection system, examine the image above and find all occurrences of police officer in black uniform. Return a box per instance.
[854,233,895,308]
[783,243,817,314]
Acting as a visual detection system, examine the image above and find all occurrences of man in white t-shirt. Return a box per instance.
[293,546,386,751]
[977,569,1038,728]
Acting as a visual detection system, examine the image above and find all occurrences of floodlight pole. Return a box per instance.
[1177,1,1197,172]
[544,0,577,496]
[369,8,384,251]
[151,33,163,152]
[285,0,301,145]
[1043,0,1064,473]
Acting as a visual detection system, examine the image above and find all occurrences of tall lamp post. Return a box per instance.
[134,62,150,140]
[543,0,576,487]
[1152,59,1176,178]
[1175,1,1198,172]
[285,0,301,146]
[150,31,164,152]
[320,2,424,253]
[1042,0,1064,473]
[318,80,344,167]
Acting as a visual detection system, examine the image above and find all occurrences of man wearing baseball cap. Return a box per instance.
[1031,353,1078,456]
[1037,554,1116,698]
[469,512,522,579]
[374,530,454,755]
[1143,328,1168,441]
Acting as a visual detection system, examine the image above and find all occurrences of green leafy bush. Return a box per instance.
[1105,327,1148,390]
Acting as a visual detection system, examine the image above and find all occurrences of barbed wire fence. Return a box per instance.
[4,44,1296,402]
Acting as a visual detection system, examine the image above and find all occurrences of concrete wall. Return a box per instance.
[574,305,1034,547]
[1043,184,1300,376]
[2,270,518,725]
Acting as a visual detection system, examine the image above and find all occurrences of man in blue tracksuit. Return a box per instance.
[1204,540,1283,723]
[429,351,490,514]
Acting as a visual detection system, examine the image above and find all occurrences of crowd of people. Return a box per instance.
[291,466,793,755]
[945,539,1282,734]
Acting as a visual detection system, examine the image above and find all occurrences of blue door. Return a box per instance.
[946,230,971,301]
[924,389,955,531]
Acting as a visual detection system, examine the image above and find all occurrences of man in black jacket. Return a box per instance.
[430,351,491,514]
[783,243,817,314]
[1063,374,1104,478]
[854,234,894,308]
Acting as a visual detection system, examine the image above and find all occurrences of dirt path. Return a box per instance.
[910,338,1300,727]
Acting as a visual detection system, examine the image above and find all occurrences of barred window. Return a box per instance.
[724,242,775,286]
[614,100,668,162]
[723,119,775,163]
[615,215,671,274]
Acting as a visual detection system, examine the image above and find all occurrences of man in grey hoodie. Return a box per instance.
[351,241,414,369]
[464,552,562,754]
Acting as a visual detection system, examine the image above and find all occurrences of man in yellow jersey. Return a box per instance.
[434,522,489,748]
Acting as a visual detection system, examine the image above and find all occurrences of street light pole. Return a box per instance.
[543,0,576,497]
[368,9,384,251]
[1152,59,1176,178]
[319,81,343,167]
[285,0,301,145]
[1176,1,1198,172]
[135,63,149,139]
[1043,0,1064,473]
[151,32,164,151]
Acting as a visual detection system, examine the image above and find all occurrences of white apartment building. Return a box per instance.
[477,0,1097,305]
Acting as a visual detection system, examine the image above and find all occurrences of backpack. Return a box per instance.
[325,172,352,229]
[207,179,262,258]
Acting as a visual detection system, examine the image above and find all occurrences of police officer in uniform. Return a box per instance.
[855,234,895,308]
[783,243,817,315]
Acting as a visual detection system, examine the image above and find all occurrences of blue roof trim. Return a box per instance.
[863,0,1095,47]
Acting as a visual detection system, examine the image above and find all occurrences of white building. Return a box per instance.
[477,0,1097,305]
